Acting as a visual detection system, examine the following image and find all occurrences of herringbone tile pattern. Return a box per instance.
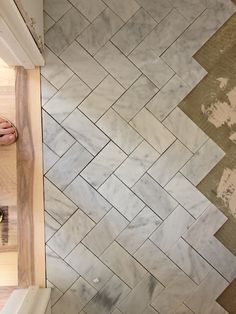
[41,0,236,313]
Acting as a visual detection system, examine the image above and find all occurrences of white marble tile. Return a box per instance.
[113,75,158,122]
[78,8,123,56]
[118,274,164,314]
[62,109,109,155]
[46,142,93,190]
[64,175,112,223]
[148,140,192,187]
[103,0,140,22]
[47,280,63,306]
[66,243,114,290]
[79,75,124,123]
[115,141,159,188]
[169,0,206,22]
[82,208,128,256]
[163,108,208,153]
[43,12,55,33]
[70,0,106,22]
[111,8,156,55]
[150,205,195,253]
[44,178,77,224]
[52,277,96,314]
[96,109,142,154]
[167,238,211,284]
[143,306,159,314]
[60,41,107,89]
[45,212,61,242]
[84,275,131,314]
[112,309,123,314]
[41,47,73,89]
[181,139,225,186]
[146,74,190,121]
[117,207,162,254]
[46,246,78,292]
[43,143,59,174]
[101,242,147,288]
[81,142,127,189]
[95,41,141,89]
[135,0,172,22]
[44,75,91,123]
[41,75,57,107]
[44,0,72,21]
[132,174,178,219]
[47,209,95,258]
[134,240,182,286]
[45,7,89,55]
[165,173,210,218]
[175,304,194,314]
[98,175,145,221]
[130,108,175,153]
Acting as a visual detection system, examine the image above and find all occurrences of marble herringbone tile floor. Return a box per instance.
[41,0,236,313]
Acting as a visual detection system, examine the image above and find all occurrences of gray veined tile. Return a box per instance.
[42,111,75,157]
[169,0,206,22]
[64,175,112,223]
[84,275,131,314]
[146,74,190,121]
[43,143,59,174]
[117,206,162,254]
[165,173,210,218]
[133,174,178,219]
[45,212,61,242]
[98,175,145,221]
[135,0,172,22]
[65,243,114,290]
[77,8,123,56]
[41,47,73,89]
[130,108,175,154]
[150,205,195,253]
[70,0,106,22]
[103,0,140,22]
[175,304,194,314]
[79,75,125,123]
[43,12,55,33]
[52,277,97,314]
[44,0,72,21]
[47,280,63,306]
[44,75,91,123]
[60,41,107,89]
[41,75,57,107]
[46,246,78,292]
[111,8,156,56]
[81,141,127,189]
[118,274,164,314]
[47,209,95,258]
[46,141,93,191]
[82,208,129,256]
[62,109,109,155]
[96,109,142,154]
[95,41,141,89]
[112,309,123,314]
[180,138,225,186]
[113,75,158,122]
[115,140,159,188]
[44,178,77,225]
[148,140,192,187]
[163,107,208,153]
[45,7,89,55]
[100,242,147,288]
[143,306,159,314]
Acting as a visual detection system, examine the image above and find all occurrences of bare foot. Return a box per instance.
[0,117,17,145]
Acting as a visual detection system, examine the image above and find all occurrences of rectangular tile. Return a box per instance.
[130,108,175,153]
[64,175,112,222]
[115,141,159,188]
[47,280,63,306]
[70,0,106,22]
[113,75,158,122]
[103,0,140,22]
[45,212,61,242]
[100,242,147,288]
[60,41,107,88]
[47,209,95,258]
[135,0,172,22]
[82,208,129,256]
[98,175,145,221]
[111,8,156,55]
[148,140,192,187]
[143,306,159,314]
[96,109,142,154]
[78,8,123,55]
[169,0,206,22]
[66,243,114,290]
[117,207,162,254]
[95,41,141,89]
[132,174,178,219]
[165,173,210,218]
[62,109,109,155]
[43,75,91,123]
[81,142,127,189]
[44,0,72,21]
[44,12,55,33]
[175,304,194,314]
[43,143,59,174]
[41,75,57,106]
[46,142,93,190]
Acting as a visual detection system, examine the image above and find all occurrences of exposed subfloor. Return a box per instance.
[41,0,236,313]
